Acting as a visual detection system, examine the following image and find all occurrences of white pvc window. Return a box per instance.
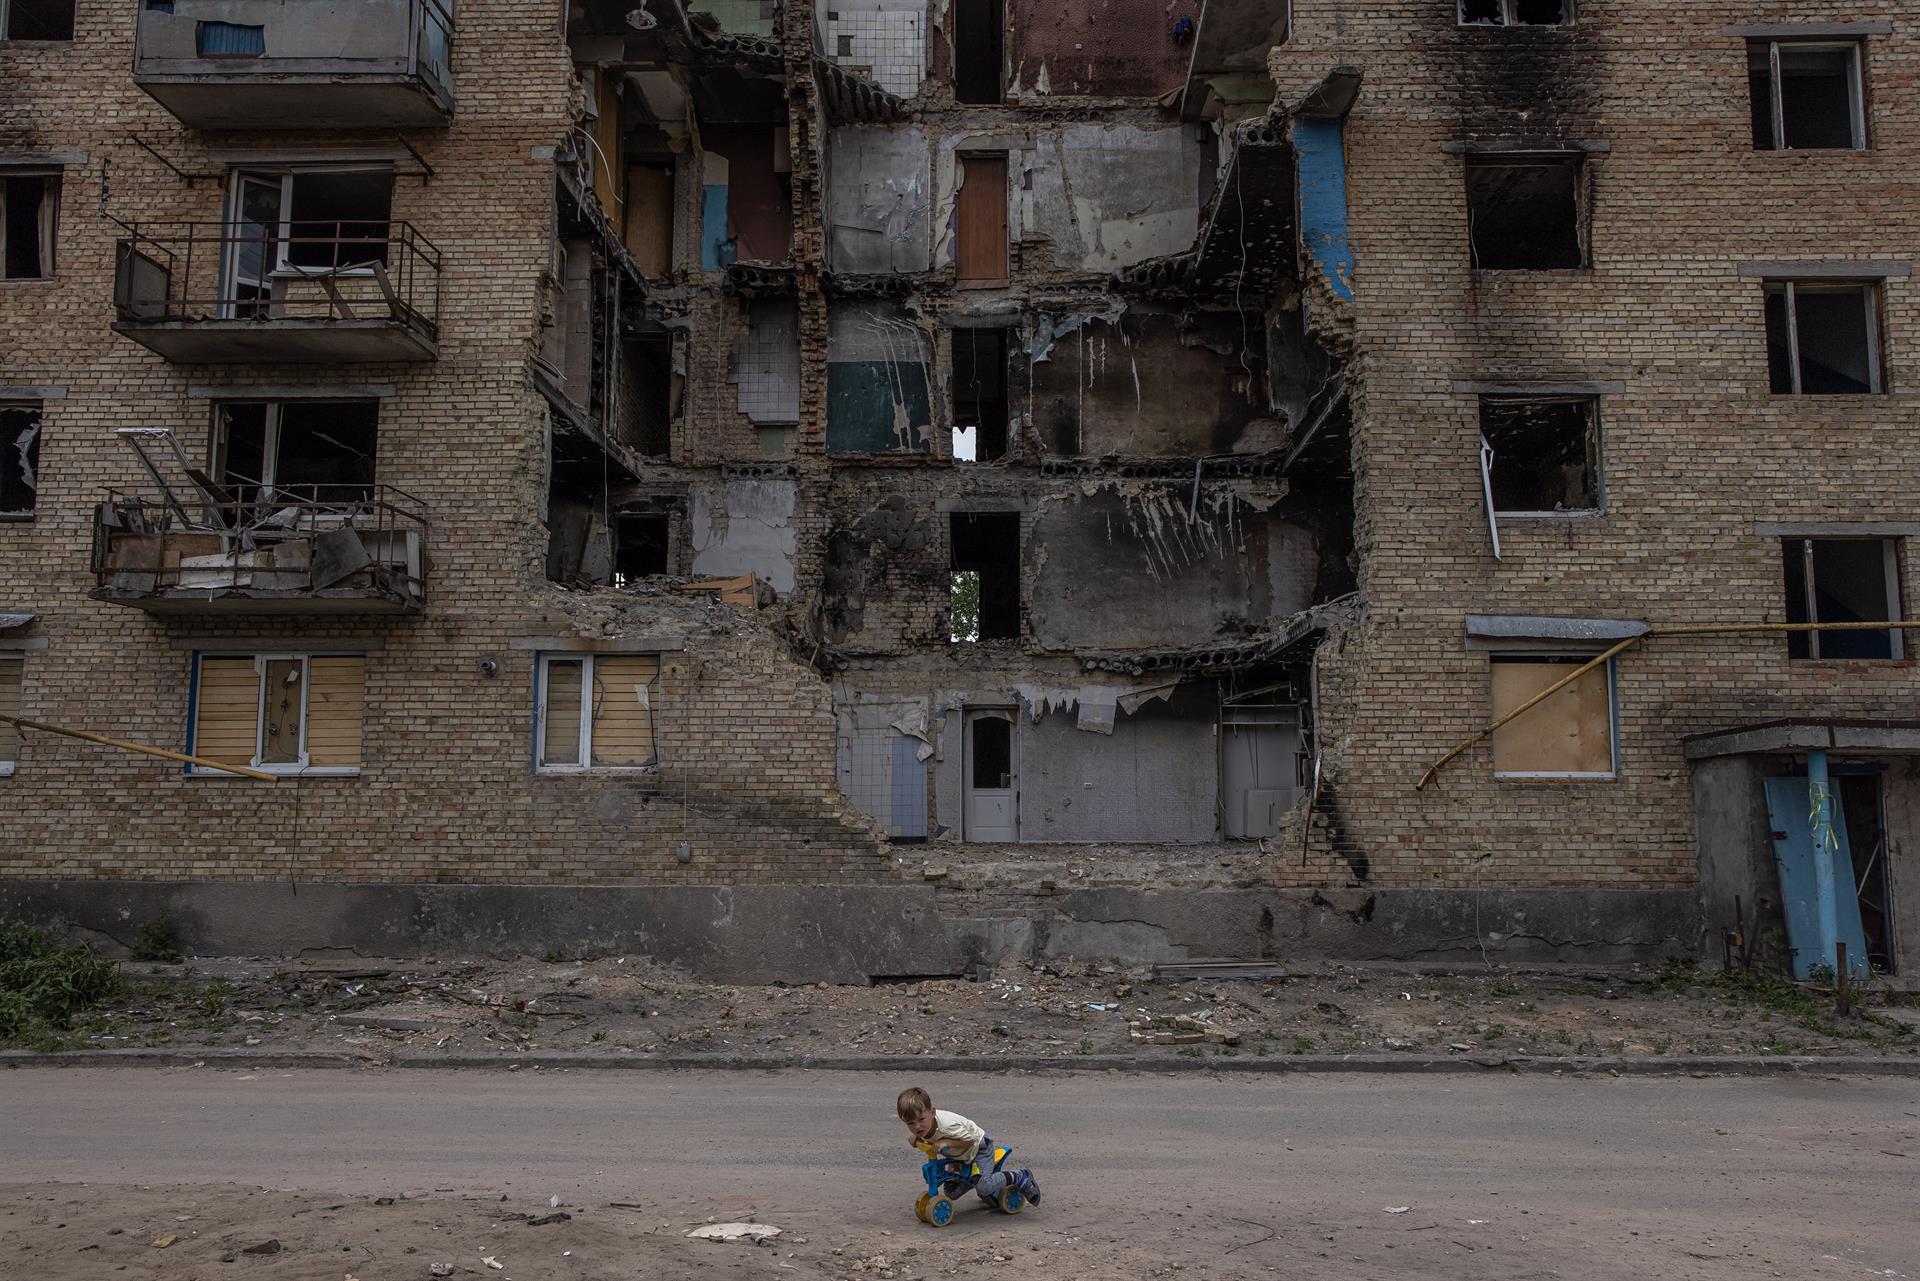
[534,653,661,772]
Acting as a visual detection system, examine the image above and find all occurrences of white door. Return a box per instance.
[222,174,284,319]
[964,710,1016,841]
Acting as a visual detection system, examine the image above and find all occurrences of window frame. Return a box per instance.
[533,652,661,774]
[0,398,42,520]
[1750,38,1868,151]
[1489,651,1620,782]
[1477,393,1605,519]
[0,0,77,42]
[219,164,397,315]
[0,650,23,777]
[1458,0,1575,28]
[1765,279,1884,395]
[1784,536,1905,662]
[1,168,61,281]
[187,650,364,778]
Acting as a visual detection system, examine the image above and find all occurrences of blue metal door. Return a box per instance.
[1764,775,1871,979]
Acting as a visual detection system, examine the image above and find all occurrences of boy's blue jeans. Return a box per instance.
[968,1135,1019,1202]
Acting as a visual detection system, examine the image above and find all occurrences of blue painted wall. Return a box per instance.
[700,185,733,270]
[1290,117,1354,301]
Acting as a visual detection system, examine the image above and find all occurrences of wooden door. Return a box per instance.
[624,163,675,277]
[955,154,1008,285]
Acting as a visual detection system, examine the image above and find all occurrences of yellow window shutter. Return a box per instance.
[306,656,366,768]
[591,654,659,767]
[193,657,259,768]
[0,657,22,765]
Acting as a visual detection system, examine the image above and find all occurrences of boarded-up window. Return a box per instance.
[955,155,1008,285]
[191,653,365,773]
[538,653,660,771]
[0,655,21,770]
[1489,655,1614,778]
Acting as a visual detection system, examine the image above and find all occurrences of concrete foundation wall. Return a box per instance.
[0,880,1699,982]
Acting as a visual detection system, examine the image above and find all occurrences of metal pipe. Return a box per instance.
[1416,619,1920,791]
[0,713,278,781]
[1808,748,1840,977]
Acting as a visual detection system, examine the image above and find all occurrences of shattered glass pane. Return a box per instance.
[0,406,41,516]
[1460,0,1505,24]
[1480,397,1597,513]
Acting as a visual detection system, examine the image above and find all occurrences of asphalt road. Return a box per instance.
[5,1068,1918,1279]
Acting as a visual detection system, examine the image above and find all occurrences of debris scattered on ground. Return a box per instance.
[687,1222,783,1242]
[15,949,1915,1064]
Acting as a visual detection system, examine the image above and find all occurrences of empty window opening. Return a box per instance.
[950,511,1019,641]
[1460,0,1570,26]
[952,328,1009,462]
[2,172,59,280]
[613,513,670,584]
[954,154,1009,285]
[1479,396,1600,514]
[953,0,1004,104]
[196,20,265,56]
[2,0,75,40]
[1749,41,1865,151]
[536,653,660,771]
[1465,154,1585,270]
[211,401,378,508]
[622,162,675,277]
[624,334,674,456]
[1220,700,1303,840]
[190,653,365,775]
[1490,654,1616,779]
[1782,538,1903,660]
[1765,282,1880,395]
[1,403,42,518]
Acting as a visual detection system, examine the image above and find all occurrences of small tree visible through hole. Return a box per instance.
[949,570,981,642]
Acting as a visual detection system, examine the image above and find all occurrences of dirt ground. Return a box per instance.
[38,952,1920,1064]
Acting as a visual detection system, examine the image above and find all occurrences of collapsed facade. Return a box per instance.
[1,1,1915,985]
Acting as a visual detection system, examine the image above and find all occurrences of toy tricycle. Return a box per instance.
[913,1144,1026,1226]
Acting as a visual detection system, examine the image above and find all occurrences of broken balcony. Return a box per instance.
[91,488,429,616]
[133,0,455,131]
[112,221,441,363]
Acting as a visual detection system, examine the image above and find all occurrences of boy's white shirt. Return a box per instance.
[928,1109,986,1160]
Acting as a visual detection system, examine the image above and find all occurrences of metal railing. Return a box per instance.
[114,221,442,337]
[92,485,430,602]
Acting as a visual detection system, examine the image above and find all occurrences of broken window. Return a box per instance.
[535,653,660,771]
[210,401,378,508]
[1749,41,1866,151]
[220,168,395,313]
[1782,538,1903,660]
[1,0,75,40]
[0,653,20,773]
[954,154,1009,285]
[1465,154,1586,270]
[613,513,670,584]
[1478,396,1600,514]
[2,171,59,279]
[1460,0,1570,26]
[1764,282,1881,394]
[950,511,1019,642]
[951,328,1009,462]
[190,653,365,774]
[953,0,1004,104]
[1,403,42,518]
[1490,654,1616,779]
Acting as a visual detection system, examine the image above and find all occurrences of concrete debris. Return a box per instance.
[687,1222,783,1242]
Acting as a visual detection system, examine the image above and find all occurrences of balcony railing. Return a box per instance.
[113,221,442,363]
[92,486,429,616]
[134,0,455,130]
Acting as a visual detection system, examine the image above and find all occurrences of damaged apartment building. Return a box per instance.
[3,0,1918,986]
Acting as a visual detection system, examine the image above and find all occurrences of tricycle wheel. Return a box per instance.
[914,1194,932,1223]
[998,1187,1025,1215]
[926,1195,956,1228]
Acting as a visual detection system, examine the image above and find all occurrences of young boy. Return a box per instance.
[897,1087,1041,1208]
